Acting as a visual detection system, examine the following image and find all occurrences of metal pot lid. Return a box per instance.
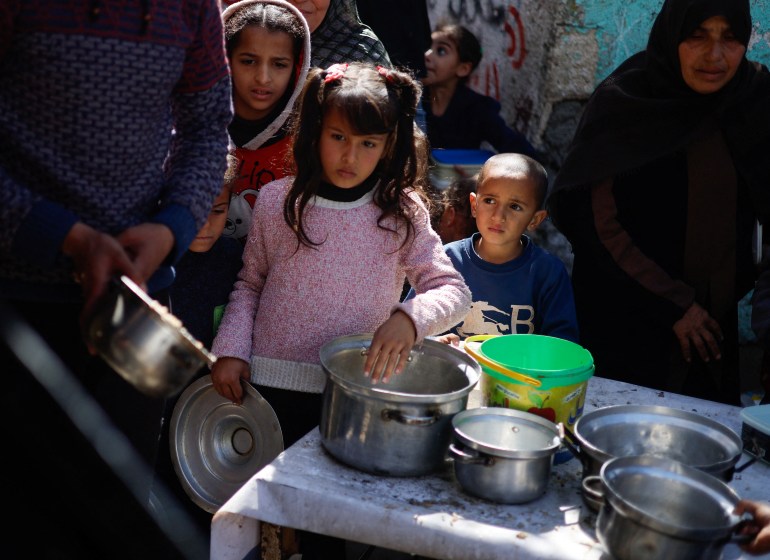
[573,405,742,472]
[452,407,561,459]
[600,455,741,540]
[170,375,283,513]
[320,334,480,404]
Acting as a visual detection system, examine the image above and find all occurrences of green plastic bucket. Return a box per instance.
[465,334,594,434]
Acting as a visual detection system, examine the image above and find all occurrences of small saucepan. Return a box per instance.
[85,275,216,398]
[449,407,562,504]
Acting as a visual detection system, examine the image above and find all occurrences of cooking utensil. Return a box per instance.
[449,407,562,503]
[564,404,746,511]
[85,275,215,397]
[319,334,481,476]
[586,455,751,560]
[170,375,283,513]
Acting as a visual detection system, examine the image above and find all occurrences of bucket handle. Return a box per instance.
[463,335,542,387]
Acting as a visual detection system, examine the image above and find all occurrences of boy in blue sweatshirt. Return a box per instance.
[411,153,578,343]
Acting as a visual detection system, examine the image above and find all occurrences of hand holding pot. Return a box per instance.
[211,356,250,405]
[735,499,770,555]
[63,222,140,330]
[364,310,416,384]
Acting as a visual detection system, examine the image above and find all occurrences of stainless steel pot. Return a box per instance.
[449,408,562,504]
[585,455,750,560]
[319,334,481,476]
[563,405,744,511]
[85,276,215,397]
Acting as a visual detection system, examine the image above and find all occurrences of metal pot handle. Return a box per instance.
[381,408,440,426]
[448,443,493,466]
[582,475,605,506]
[730,515,758,545]
[560,424,586,465]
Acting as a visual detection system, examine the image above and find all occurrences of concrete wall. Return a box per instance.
[425,0,770,165]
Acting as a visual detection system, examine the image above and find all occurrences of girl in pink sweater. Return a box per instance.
[210,62,471,446]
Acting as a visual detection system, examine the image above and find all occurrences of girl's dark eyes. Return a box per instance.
[436,47,448,56]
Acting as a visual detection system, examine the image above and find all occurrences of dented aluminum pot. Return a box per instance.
[85,276,215,398]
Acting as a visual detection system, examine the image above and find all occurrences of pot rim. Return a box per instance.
[573,404,742,472]
[452,407,562,459]
[320,334,481,403]
[600,455,742,540]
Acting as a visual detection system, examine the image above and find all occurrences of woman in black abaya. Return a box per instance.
[548,0,770,404]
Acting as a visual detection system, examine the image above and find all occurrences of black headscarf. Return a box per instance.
[550,0,770,221]
[310,0,391,68]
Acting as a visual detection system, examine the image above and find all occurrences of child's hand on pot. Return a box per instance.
[211,357,250,405]
[735,499,770,555]
[365,310,416,384]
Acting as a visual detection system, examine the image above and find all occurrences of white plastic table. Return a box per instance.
[211,376,770,560]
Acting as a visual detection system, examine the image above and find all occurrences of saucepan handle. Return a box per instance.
[381,408,440,426]
[560,424,585,464]
[448,443,493,466]
[730,514,758,545]
[582,475,604,506]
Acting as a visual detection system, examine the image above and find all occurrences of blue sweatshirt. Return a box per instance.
[409,233,579,343]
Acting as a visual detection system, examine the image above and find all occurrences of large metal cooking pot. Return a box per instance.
[319,334,481,476]
[563,404,744,510]
[449,407,562,504]
[85,276,215,397]
[586,455,750,560]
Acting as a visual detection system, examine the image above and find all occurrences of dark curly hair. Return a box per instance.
[284,62,430,249]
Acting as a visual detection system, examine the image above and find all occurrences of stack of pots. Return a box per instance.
[564,404,745,511]
[584,455,751,560]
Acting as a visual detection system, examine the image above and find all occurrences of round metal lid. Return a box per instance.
[452,407,561,459]
[170,375,283,513]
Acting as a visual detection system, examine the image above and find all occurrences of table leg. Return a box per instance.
[211,510,260,560]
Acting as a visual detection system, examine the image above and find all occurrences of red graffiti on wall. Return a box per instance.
[505,5,527,69]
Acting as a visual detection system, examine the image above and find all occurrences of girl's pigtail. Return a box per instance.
[387,68,428,192]
[285,68,326,248]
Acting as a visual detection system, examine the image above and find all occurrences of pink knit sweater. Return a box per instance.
[211,177,471,392]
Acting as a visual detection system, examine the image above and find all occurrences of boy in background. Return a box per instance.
[431,175,479,244]
[414,153,578,343]
[422,24,537,158]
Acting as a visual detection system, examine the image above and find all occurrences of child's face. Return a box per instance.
[189,185,231,253]
[470,172,547,257]
[318,108,388,189]
[286,0,330,33]
[231,26,295,121]
[422,32,472,87]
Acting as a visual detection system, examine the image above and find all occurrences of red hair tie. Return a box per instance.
[376,65,394,83]
[323,63,348,83]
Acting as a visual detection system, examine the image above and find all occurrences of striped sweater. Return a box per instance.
[0,0,232,299]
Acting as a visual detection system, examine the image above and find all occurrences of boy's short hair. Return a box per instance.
[434,23,482,71]
[478,153,548,209]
